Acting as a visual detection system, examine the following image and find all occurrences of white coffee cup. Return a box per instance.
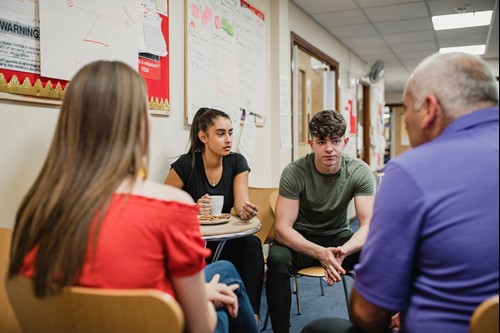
[210,195,224,216]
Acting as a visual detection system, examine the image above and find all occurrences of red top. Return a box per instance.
[21,194,210,298]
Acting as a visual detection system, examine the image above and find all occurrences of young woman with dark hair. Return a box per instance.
[165,107,264,322]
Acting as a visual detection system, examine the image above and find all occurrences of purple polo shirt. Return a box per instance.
[354,107,499,333]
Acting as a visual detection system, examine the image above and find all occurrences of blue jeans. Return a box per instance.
[205,260,258,333]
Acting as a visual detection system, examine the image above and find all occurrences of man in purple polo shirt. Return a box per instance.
[301,52,499,333]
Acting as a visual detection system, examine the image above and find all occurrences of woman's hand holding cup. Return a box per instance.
[197,194,211,215]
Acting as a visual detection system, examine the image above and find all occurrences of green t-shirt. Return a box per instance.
[279,153,374,236]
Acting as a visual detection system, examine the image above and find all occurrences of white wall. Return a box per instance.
[0,0,371,228]
[0,100,59,227]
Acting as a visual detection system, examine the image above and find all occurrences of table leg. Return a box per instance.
[212,240,227,261]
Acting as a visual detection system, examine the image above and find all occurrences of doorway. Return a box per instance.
[388,103,412,157]
[356,82,371,165]
[291,32,339,160]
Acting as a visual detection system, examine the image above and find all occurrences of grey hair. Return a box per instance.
[404,52,498,119]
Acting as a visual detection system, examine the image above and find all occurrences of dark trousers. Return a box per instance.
[265,229,360,333]
[301,318,375,333]
[207,234,264,316]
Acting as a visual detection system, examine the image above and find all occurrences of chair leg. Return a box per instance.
[294,276,301,315]
[342,273,355,319]
[294,274,325,316]
[342,275,349,304]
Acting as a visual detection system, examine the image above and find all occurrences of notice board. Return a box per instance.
[185,0,266,124]
[0,0,170,114]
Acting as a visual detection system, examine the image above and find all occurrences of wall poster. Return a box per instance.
[0,0,170,114]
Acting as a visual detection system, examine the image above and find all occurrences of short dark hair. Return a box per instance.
[308,110,346,139]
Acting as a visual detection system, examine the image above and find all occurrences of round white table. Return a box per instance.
[200,215,261,261]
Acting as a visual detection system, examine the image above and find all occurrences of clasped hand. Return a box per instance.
[205,273,239,318]
[318,246,346,285]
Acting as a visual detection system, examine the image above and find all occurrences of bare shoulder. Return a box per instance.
[130,179,194,204]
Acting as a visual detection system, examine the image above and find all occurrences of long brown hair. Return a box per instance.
[8,61,149,297]
[185,108,230,184]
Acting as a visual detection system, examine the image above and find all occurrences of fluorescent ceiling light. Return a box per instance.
[432,10,492,30]
[439,45,486,55]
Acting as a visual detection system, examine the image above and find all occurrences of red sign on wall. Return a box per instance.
[138,57,161,81]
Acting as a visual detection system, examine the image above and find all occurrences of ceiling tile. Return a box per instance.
[384,31,435,44]
[437,36,490,48]
[384,63,408,71]
[396,50,437,61]
[435,26,490,40]
[340,35,386,47]
[292,0,358,14]
[327,24,377,38]
[363,53,400,66]
[356,0,422,8]
[401,58,424,69]
[312,10,368,27]
[390,41,438,52]
[374,18,433,34]
[364,2,428,22]
[427,0,496,16]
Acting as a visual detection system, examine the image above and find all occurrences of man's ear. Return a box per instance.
[198,130,208,143]
[308,138,314,150]
[421,95,441,130]
[343,136,350,146]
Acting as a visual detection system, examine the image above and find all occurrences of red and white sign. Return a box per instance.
[138,57,161,81]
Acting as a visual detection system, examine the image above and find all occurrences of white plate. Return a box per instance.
[198,214,232,225]
[199,217,231,225]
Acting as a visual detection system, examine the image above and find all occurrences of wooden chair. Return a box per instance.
[0,227,22,333]
[5,275,185,333]
[254,188,278,331]
[268,190,278,241]
[294,267,354,315]
[293,218,360,316]
[293,266,325,315]
[470,294,499,333]
[249,187,278,248]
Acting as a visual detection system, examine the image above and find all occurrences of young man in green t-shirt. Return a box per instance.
[265,110,375,333]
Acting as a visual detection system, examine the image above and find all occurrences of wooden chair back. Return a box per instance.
[268,190,278,241]
[470,294,499,333]
[249,187,278,246]
[5,275,185,333]
[0,227,22,333]
[269,190,278,213]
